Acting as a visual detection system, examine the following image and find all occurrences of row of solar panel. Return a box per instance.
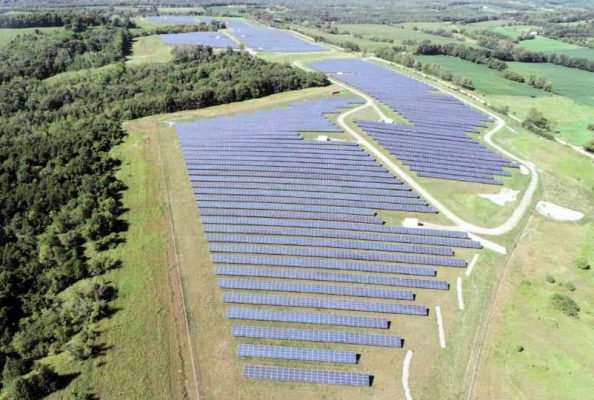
[204,224,479,249]
[209,244,465,267]
[244,365,370,387]
[212,254,438,276]
[232,324,403,347]
[227,307,389,329]
[216,266,449,290]
[223,292,429,316]
[207,234,453,256]
[219,278,415,300]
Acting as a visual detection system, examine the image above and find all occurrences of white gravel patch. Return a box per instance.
[479,187,519,206]
[457,277,465,310]
[536,201,583,222]
[520,165,529,175]
[402,350,414,400]
[465,254,480,276]
[435,306,446,348]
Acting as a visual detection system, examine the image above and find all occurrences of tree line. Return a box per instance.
[0,17,328,399]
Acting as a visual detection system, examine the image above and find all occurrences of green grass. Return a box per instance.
[519,37,594,61]
[491,25,539,40]
[492,94,594,146]
[474,127,594,400]
[507,62,594,107]
[338,23,472,46]
[415,55,547,97]
[126,35,174,65]
[44,122,186,399]
[0,26,62,46]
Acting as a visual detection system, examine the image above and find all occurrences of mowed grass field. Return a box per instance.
[474,125,594,400]
[519,37,594,61]
[415,55,546,97]
[414,55,594,146]
[0,26,62,46]
[507,62,594,107]
[125,84,518,399]
[44,121,188,399]
[126,34,174,65]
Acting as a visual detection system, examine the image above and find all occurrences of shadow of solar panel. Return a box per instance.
[216,266,449,290]
[243,365,370,386]
[237,344,357,364]
[226,308,389,328]
[219,279,414,300]
[233,324,402,347]
[224,293,428,316]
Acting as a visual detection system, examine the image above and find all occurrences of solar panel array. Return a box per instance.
[227,308,389,329]
[176,97,479,387]
[244,365,370,386]
[160,31,238,48]
[310,59,518,185]
[226,20,328,53]
[232,325,402,347]
[238,344,357,364]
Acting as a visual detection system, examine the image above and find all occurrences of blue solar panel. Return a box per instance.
[209,244,465,267]
[217,266,449,290]
[203,225,480,248]
[161,32,238,48]
[233,325,402,347]
[212,254,437,276]
[309,59,513,185]
[219,279,415,300]
[207,234,453,256]
[243,365,370,386]
[224,292,428,315]
[226,20,328,53]
[227,308,389,328]
[237,344,357,364]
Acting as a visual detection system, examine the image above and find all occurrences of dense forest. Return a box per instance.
[0,17,328,399]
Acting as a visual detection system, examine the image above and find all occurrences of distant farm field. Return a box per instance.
[338,23,471,46]
[507,62,594,107]
[415,55,546,97]
[519,37,594,61]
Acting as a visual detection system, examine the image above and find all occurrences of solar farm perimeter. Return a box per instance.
[150,17,522,399]
[164,81,512,399]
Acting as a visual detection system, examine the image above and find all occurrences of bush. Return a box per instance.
[546,274,556,284]
[584,138,594,154]
[587,123,594,131]
[515,344,524,352]
[551,293,580,317]
[575,257,591,270]
[565,282,576,291]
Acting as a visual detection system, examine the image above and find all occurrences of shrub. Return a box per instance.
[575,257,591,270]
[551,293,580,317]
[546,274,556,284]
[516,344,524,352]
[587,123,594,131]
[565,282,576,291]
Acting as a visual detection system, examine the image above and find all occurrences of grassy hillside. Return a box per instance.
[474,126,594,400]
[507,62,594,107]
[415,55,546,97]
[519,37,594,61]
